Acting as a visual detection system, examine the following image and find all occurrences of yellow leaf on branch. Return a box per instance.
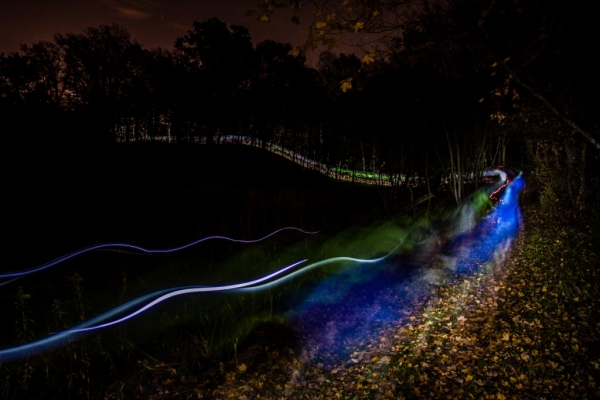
[353,21,364,32]
[288,47,301,57]
[362,52,375,64]
[340,77,353,92]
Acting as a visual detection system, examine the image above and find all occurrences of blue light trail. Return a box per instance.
[0,227,319,283]
[0,259,308,362]
[0,238,414,362]
[0,174,525,363]
[277,173,525,363]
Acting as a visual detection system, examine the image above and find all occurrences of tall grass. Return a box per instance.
[0,207,431,398]
[0,143,439,398]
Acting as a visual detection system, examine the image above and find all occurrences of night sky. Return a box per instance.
[0,0,310,55]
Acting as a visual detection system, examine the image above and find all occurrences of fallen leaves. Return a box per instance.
[138,207,599,399]
[372,207,598,399]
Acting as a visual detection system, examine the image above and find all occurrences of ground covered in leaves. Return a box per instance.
[139,206,599,399]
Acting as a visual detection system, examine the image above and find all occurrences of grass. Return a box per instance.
[0,209,432,399]
[3,142,533,399]
[6,197,594,399]
[191,201,599,400]
[0,142,436,399]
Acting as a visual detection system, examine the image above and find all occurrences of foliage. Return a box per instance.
[0,145,423,398]
[3,3,596,209]
[254,0,599,208]
[180,204,600,399]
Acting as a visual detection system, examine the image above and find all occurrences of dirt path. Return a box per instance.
[142,207,599,399]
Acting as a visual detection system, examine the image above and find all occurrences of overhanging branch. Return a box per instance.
[501,62,600,151]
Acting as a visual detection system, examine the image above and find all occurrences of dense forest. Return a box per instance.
[1,0,598,211]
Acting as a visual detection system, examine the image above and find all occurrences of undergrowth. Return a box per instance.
[0,207,430,399]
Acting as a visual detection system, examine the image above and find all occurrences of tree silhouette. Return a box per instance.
[252,40,320,153]
[175,18,256,142]
[54,24,145,143]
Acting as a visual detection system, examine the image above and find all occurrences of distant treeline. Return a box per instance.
[1,0,598,211]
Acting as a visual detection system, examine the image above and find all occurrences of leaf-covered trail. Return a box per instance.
[142,208,599,399]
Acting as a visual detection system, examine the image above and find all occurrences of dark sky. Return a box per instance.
[0,0,311,54]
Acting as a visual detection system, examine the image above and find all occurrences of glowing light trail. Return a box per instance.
[68,237,420,335]
[239,236,434,292]
[0,237,416,361]
[0,175,524,362]
[287,173,525,362]
[483,168,508,182]
[118,134,498,187]
[0,259,307,362]
[445,172,524,275]
[67,259,309,333]
[490,179,510,201]
[0,227,319,282]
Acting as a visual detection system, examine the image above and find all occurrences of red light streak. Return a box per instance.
[490,179,511,201]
